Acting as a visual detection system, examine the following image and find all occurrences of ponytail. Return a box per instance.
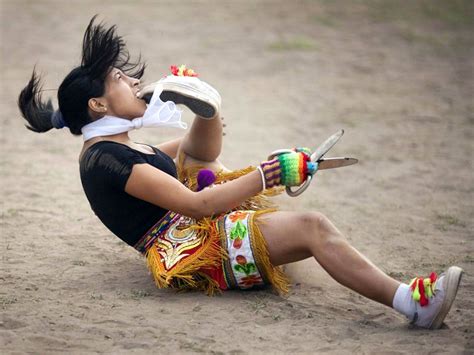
[18,15,146,136]
[17,69,56,133]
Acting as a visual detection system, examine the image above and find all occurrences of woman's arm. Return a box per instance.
[125,163,263,220]
[155,137,183,159]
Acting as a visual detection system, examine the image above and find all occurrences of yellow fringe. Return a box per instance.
[144,152,290,295]
[145,217,228,296]
[176,152,285,212]
[250,209,291,295]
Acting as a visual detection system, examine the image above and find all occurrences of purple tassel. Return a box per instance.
[197,169,216,191]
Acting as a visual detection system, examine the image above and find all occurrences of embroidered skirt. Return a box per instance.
[134,153,290,295]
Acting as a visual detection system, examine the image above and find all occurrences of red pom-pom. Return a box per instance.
[418,278,429,307]
[170,65,179,75]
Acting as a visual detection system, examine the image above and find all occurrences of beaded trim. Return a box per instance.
[134,211,181,254]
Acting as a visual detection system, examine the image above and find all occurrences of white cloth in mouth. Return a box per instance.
[81,85,187,141]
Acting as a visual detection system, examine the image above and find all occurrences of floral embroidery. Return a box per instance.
[229,211,249,223]
[233,255,257,275]
[239,275,263,287]
[224,210,265,290]
[230,220,247,249]
[235,255,247,265]
[234,262,257,275]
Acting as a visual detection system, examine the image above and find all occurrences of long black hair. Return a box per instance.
[18,15,146,135]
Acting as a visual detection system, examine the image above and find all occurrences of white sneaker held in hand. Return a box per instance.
[138,70,221,119]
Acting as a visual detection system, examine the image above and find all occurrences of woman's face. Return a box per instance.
[102,68,146,119]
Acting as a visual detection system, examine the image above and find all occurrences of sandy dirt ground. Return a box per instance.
[1,0,473,353]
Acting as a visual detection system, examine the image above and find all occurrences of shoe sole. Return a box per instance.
[140,79,220,119]
[141,90,217,119]
[160,90,216,119]
[429,266,463,329]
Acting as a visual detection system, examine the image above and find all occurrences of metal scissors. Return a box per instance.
[267,129,358,197]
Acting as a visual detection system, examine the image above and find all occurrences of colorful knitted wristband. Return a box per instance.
[260,152,312,189]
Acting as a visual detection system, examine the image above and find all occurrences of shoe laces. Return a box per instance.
[409,272,438,307]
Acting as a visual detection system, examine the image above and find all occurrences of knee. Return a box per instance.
[298,211,330,233]
[299,212,343,244]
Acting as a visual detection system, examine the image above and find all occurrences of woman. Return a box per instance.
[18,16,462,330]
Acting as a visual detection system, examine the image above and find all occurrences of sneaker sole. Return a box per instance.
[160,90,216,119]
[429,266,463,329]
[141,90,217,119]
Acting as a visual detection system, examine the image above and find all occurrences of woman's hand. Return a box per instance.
[258,149,318,189]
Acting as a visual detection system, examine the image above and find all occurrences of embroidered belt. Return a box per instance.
[134,211,181,254]
[218,211,266,290]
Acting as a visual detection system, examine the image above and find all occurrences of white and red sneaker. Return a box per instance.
[408,266,463,329]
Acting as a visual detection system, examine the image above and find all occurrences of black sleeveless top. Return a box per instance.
[79,141,177,246]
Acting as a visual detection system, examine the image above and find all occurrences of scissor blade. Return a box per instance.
[311,129,344,162]
[317,157,358,170]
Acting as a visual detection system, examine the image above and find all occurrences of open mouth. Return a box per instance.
[135,90,147,103]
[135,87,152,104]
[137,91,153,104]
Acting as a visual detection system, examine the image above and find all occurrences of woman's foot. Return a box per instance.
[393,266,463,329]
[139,76,221,119]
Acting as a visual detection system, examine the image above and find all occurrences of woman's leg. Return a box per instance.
[256,211,400,307]
[177,115,400,306]
[176,114,232,173]
[179,115,224,163]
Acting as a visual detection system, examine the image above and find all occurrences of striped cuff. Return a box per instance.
[260,158,281,188]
